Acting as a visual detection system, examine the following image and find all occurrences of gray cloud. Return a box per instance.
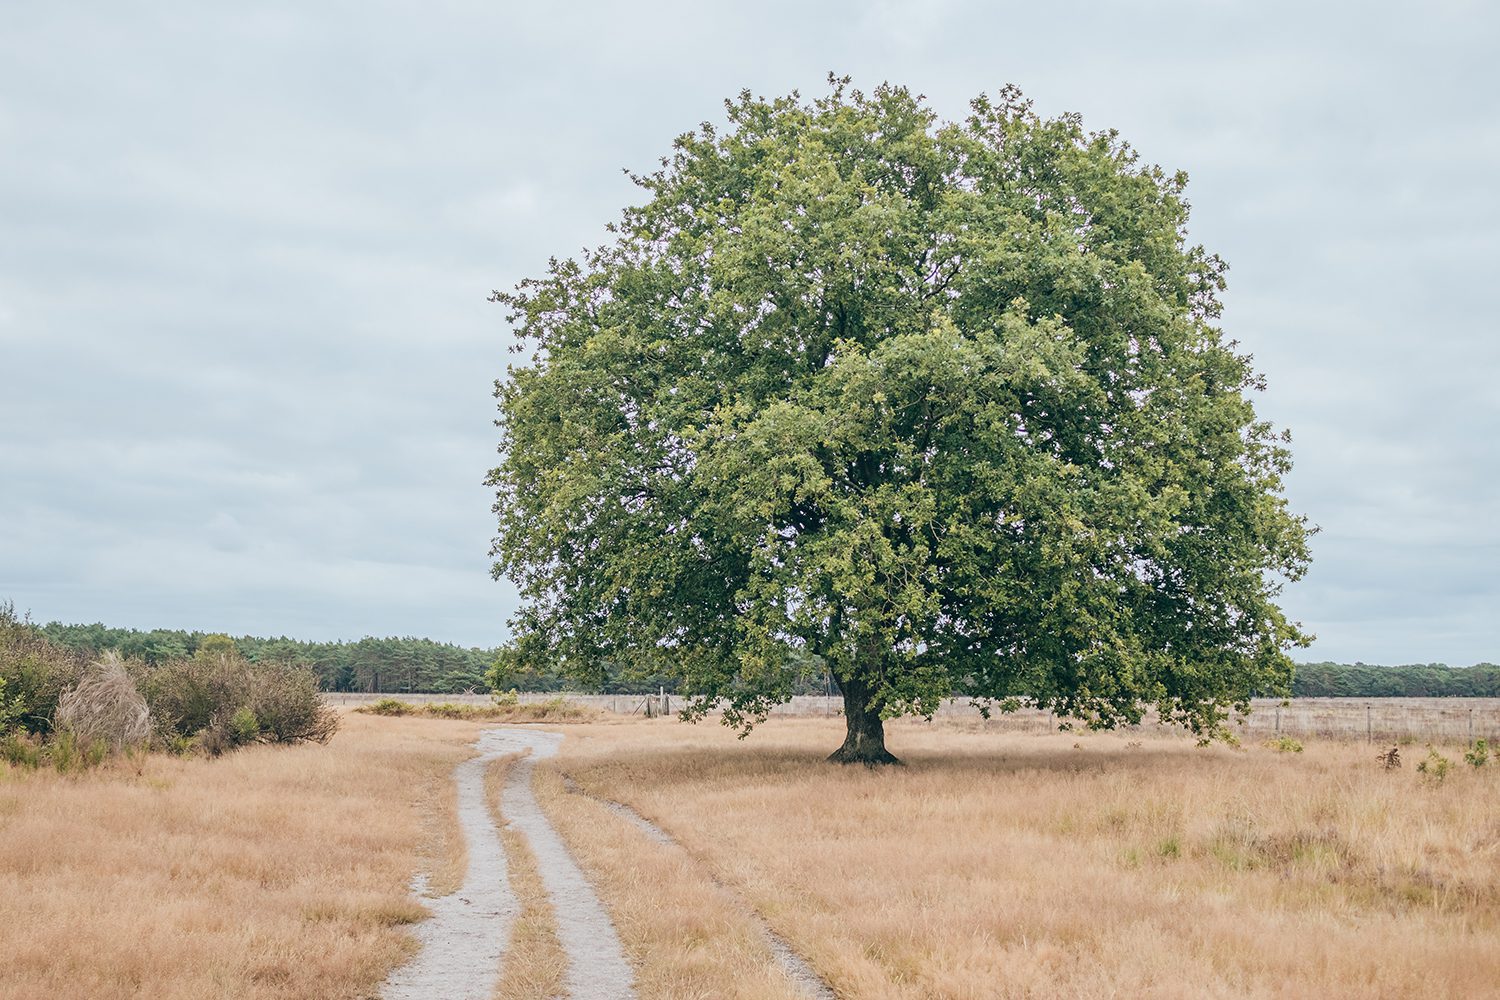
[3,0,1496,662]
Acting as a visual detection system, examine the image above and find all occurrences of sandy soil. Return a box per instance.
[381,729,520,1000]
[501,729,637,999]
[381,727,636,1000]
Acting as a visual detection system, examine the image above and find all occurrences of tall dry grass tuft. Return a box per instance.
[55,651,151,754]
[554,717,1500,1000]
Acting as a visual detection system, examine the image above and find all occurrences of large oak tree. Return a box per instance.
[489,79,1312,764]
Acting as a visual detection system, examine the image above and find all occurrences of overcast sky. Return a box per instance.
[3,1,1496,663]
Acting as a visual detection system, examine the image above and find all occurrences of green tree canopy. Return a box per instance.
[489,79,1312,763]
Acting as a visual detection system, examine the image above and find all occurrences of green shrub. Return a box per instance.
[366,698,414,716]
[140,653,337,751]
[47,730,107,774]
[242,662,337,744]
[1264,736,1304,753]
[1464,739,1489,768]
[229,707,260,744]
[0,676,21,734]
[0,603,86,737]
[137,655,244,739]
[1417,748,1453,783]
[1,730,42,768]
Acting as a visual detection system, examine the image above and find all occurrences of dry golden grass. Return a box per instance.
[555,717,1500,1000]
[484,754,569,1000]
[425,764,467,898]
[0,711,481,1000]
[533,763,808,999]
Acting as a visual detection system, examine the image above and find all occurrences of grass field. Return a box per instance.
[3,711,1496,998]
[548,718,1500,999]
[0,712,479,1000]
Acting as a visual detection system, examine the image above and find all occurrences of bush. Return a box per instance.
[48,730,108,773]
[1264,736,1304,753]
[230,707,260,744]
[137,654,244,740]
[55,652,152,754]
[243,662,338,744]
[1,607,336,760]
[366,697,414,716]
[0,602,86,737]
[1417,748,1453,783]
[1,730,42,768]
[1464,739,1489,768]
[0,676,21,734]
[138,652,337,753]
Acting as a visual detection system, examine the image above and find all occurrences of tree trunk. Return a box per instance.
[827,671,900,766]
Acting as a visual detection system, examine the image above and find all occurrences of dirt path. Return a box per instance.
[381,730,519,1000]
[560,775,836,1000]
[499,729,638,1000]
[381,728,636,1000]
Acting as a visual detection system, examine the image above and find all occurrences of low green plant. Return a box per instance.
[1416,747,1453,783]
[366,698,414,716]
[229,707,260,744]
[1,730,42,768]
[163,732,197,756]
[1264,736,1303,753]
[1463,739,1489,768]
[491,687,520,707]
[47,730,107,773]
[0,676,21,733]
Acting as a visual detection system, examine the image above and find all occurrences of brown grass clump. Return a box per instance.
[486,755,569,1000]
[55,652,151,754]
[554,717,1500,1000]
[0,711,481,999]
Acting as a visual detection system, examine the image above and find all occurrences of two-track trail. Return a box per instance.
[381,727,636,1000]
[497,729,637,1000]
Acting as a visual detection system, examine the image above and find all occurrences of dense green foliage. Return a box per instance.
[489,79,1312,754]
[1,606,336,760]
[1291,661,1500,698]
[37,621,495,694]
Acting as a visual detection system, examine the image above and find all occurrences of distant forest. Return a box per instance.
[31,621,1500,698]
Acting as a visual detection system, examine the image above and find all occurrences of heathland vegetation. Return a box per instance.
[1,604,337,768]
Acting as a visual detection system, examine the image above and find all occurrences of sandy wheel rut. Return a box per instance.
[382,727,636,1000]
[560,774,836,1000]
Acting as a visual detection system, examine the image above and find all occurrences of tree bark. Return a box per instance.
[827,670,900,766]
